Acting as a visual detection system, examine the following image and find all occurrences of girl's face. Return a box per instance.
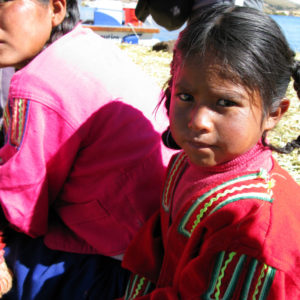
[170,56,275,167]
[0,0,54,68]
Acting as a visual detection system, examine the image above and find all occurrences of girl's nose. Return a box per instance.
[188,106,213,132]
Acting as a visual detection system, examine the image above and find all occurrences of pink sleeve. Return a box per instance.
[45,101,167,255]
[0,98,79,237]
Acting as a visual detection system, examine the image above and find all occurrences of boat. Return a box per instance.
[79,0,160,45]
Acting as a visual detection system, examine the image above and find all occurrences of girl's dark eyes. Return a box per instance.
[177,94,237,107]
[177,93,193,102]
[217,99,237,107]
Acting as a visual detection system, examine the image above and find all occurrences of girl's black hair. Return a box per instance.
[40,0,80,44]
[161,4,300,154]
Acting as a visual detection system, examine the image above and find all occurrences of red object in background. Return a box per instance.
[123,8,143,26]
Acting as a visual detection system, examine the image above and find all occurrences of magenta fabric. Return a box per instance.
[0,24,174,256]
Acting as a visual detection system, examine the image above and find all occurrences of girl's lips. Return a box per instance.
[187,140,212,149]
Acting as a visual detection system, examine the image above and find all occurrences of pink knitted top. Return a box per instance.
[172,141,273,218]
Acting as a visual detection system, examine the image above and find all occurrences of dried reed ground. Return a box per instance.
[119,44,300,184]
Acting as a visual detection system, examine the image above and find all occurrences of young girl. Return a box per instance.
[121,4,300,299]
[0,0,172,298]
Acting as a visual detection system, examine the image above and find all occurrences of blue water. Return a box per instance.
[270,15,300,52]
[153,15,300,52]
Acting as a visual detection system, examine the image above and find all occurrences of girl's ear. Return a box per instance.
[264,98,290,131]
[51,0,67,27]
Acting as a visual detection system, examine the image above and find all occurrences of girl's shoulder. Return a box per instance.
[270,158,300,191]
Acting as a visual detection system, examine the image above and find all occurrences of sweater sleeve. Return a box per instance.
[122,211,164,284]
[0,97,79,237]
[123,252,289,300]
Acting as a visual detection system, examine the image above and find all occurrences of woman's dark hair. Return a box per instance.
[40,0,80,44]
[161,4,300,153]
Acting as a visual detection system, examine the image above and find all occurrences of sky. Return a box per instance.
[289,0,300,4]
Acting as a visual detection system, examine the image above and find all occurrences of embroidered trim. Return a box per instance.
[253,264,276,300]
[203,252,276,300]
[240,258,259,298]
[3,104,10,135]
[2,103,10,145]
[202,251,246,300]
[162,152,187,212]
[215,252,237,298]
[124,274,154,300]
[253,265,267,299]
[178,171,274,238]
[209,192,273,216]
[7,98,29,149]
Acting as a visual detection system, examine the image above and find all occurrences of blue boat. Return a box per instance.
[79,0,160,45]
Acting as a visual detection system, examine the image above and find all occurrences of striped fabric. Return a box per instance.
[3,98,29,149]
[203,251,276,300]
[177,170,274,238]
[124,274,154,300]
[162,152,188,212]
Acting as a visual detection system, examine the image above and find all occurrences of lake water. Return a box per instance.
[270,15,300,52]
[153,15,300,52]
